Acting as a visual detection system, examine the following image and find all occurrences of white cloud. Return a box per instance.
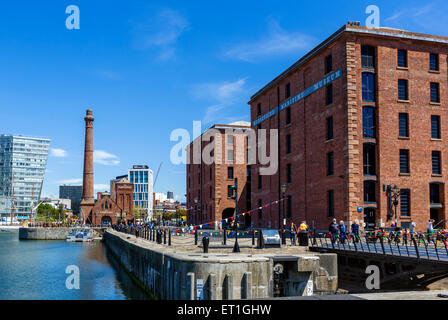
[131,8,189,61]
[93,150,120,166]
[94,184,110,191]
[192,78,248,125]
[55,178,82,185]
[50,148,68,158]
[384,2,447,32]
[223,19,315,62]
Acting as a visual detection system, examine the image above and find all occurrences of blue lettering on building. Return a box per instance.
[252,69,343,126]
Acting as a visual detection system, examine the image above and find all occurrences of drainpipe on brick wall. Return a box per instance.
[277,86,281,230]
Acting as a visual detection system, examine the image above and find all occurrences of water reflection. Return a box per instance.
[0,232,151,300]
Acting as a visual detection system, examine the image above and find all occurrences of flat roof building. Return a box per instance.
[0,135,50,220]
[249,24,448,231]
[186,121,252,227]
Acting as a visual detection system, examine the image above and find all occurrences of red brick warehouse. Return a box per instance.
[186,122,251,227]
[248,23,448,231]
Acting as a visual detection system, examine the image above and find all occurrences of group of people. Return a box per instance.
[288,221,309,245]
[328,218,360,244]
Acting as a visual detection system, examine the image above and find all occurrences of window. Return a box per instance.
[328,190,334,217]
[286,108,291,125]
[362,106,376,138]
[398,79,409,101]
[400,149,410,174]
[227,185,234,198]
[227,150,234,162]
[432,151,441,175]
[327,116,334,140]
[397,49,407,68]
[227,167,234,179]
[257,103,261,116]
[364,181,376,203]
[287,164,292,183]
[431,115,441,139]
[361,45,375,69]
[287,195,292,218]
[399,113,409,137]
[431,83,440,103]
[286,135,291,154]
[258,173,262,190]
[362,73,375,102]
[430,53,439,71]
[325,55,333,74]
[326,84,333,105]
[400,189,410,217]
[327,152,334,176]
[363,143,376,176]
[285,83,291,99]
[430,183,441,204]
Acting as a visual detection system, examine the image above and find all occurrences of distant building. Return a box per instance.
[186,122,251,227]
[167,191,174,200]
[0,135,50,220]
[41,198,71,211]
[111,166,154,221]
[59,185,82,214]
[128,165,154,221]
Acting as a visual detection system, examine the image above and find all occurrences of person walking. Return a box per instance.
[290,222,297,245]
[299,221,308,232]
[351,219,360,243]
[329,218,338,243]
[338,220,346,244]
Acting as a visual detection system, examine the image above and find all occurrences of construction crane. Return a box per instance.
[153,162,163,189]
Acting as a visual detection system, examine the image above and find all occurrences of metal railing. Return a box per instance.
[309,231,448,262]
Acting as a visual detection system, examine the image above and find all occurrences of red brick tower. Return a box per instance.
[80,109,95,224]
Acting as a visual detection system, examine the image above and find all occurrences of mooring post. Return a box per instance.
[195,229,198,245]
[223,228,227,245]
[252,230,255,246]
[164,229,167,245]
[168,230,171,246]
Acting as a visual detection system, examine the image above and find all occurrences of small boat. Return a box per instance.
[66,227,93,242]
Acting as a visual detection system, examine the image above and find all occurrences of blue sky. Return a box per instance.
[1,0,446,201]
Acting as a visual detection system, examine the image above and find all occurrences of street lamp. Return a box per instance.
[281,184,287,245]
[386,184,400,229]
[231,178,240,253]
[194,197,198,225]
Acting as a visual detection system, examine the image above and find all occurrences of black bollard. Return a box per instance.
[202,236,209,253]
[252,230,255,246]
[195,229,198,245]
[169,231,171,246]
[258,229,265,249]
[223,228,227,245]
[164,229,167,245]
[150,228,152,241]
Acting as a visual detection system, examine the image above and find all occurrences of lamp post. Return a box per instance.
[386,184,400,229]
[281,184,287,245]
[194,197,198,225]
[231,178,240,253]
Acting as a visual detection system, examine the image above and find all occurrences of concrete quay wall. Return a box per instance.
[19,227,71,240]
[103,230,338,300]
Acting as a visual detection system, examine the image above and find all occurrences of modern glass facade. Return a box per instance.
[59,185,82,214]
[128,165,153,220]
[0,135,50,220]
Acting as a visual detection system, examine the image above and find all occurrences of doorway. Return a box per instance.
[364,208,376,230]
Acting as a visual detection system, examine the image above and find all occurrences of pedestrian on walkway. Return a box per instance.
[290,222,297,245]
[329,218,338,243]
[299,221,308,231]
[338,220,346,244]
[351,219,360,243]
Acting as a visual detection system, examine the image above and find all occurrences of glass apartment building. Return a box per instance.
[0,135,50,220]
[128,165,153,221]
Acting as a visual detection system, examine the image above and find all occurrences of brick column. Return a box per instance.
[80,109,95,223]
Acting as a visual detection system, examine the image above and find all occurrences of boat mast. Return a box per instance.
[10,170,15,226]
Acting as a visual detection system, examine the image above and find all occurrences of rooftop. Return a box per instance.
[249,24,448,103]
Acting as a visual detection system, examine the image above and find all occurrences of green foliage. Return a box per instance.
[36,203,67,222]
